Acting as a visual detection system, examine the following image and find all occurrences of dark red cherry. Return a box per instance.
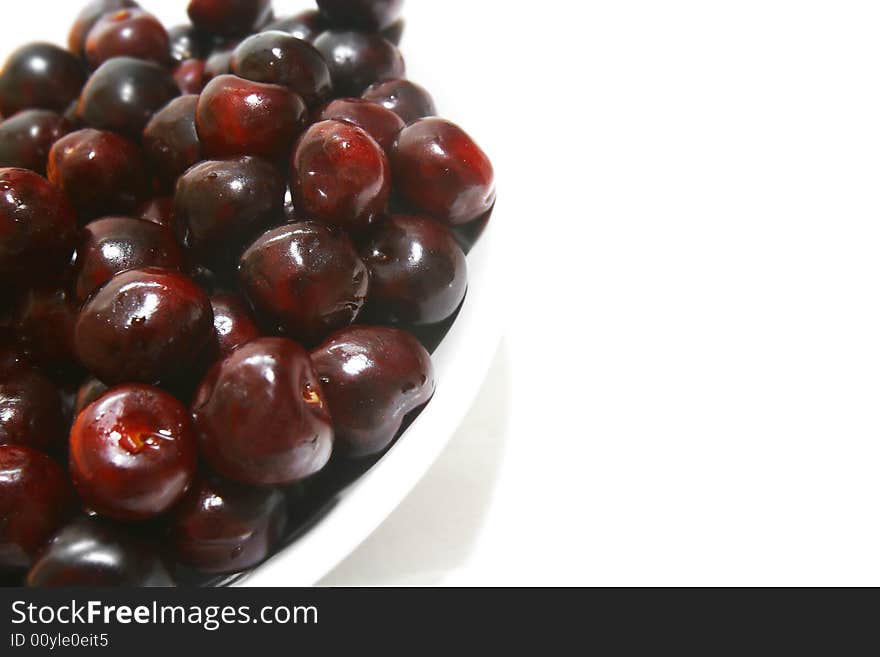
[74,268,214,385]
[26,516,173,587]
[317,97,404,153]
[12,285,79,369]
[210,293,260,358]
[143,95,202,191]
[69,0,140,57]
[167,473,285,574]
[70,384,198,521]
[0,367,66,452]
[0,110,72,175]
[136,196,175,228]
[47,128,147,220]
[168,24,211,64]
[0,445,75,570]
[317,0,403,31]
[290,120,390,233]
[174,156,285,271]
[202,49,233,84]
[196,74,307,161]
[391,118,496,226]
[192,337,333,485]
[74,217,184,302]
[362,78,436,125]
[313,31,404,97]
[0,167,77,281]
[0,43,87,117]
[187,0,273,37]
[173,58,207,94]
[74,378,108,415]
[311,326,435,457]
[78,57,179,139]
[231,31,332,107]
[85,8,171,68]
[265,10,327,42]
[361,214,468,325]
[239,223,368,345]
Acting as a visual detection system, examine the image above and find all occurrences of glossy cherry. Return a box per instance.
[0,110,72,175]
[209,293,260,358]
[74,268,214,385]
[11,285,79,368]
[391,118,496,225]
[74,216,184,301]
[27,516,174,586]
[362,78,436,125]
[168,24,211,64]
[143,95,202,191]
[167,473,286,574]
[78,57,179,139]
[290,120,391,233]
[0,445,75,570]
[0,167,77,281]
[265,10,327,42]
[174,156,285,271]
[196,74,307,161]
[174,58,207,95]
[192,337,334,485]
[187,0,273,37]
[361,214,468,325]
[314,30,405,97]
[0,366,66,452]
[317,97,405,153]
[85,8,170,68]
[311,326,435,457]
[68,0,140,57]
[0,43,87,117]
[48,128,147,220]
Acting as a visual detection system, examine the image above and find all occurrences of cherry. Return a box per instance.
[47,128,147,220]
[77,57,179,139]
[0,167,77,282]
[231,31,332,108]
[174,58,207,95]
[74,268,214,385]
[192,337,333,485]
[0,445,75,570]
[167,473,286,574]
[74,378,108,415]
[210,293,260,358]
[74,217,184,302]
[239,222,369,345]
[143,95,202,191]
[26,516,174,586]
[362,78,436,125]
[68,0,140,57]
[11,285,79,369]
[311,326,435,457]
[0,110,72,175]
[0,367,66,452]
[203,49,233,84]
[361,214,467,325]
[0,43,87,117]
[187,0,273,37]
[290,120,391,233]
[85,8,170,68]
[174,156,285,272]
[168,24,211,64]
[265,10,327,42]
[391,118,496,225]
[317,97,405,153]
[317,0,403,31]
[196,74,308,161]
[313,31,405,97]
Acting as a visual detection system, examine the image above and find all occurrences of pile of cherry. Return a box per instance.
[0,0,495,587]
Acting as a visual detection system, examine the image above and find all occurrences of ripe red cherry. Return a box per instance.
[74,217,184,302]
[12,285,79,369]
[0,367,66,452]
[362,78,436,125]
[311,326,435,457]
[265,10,327,42]
[239,222,369,345]
[317,97,405,153]
[74,268,214,385]
[196,74,308,161]
[391,118,496,226]
[85,8,171,68]
[48,128,147,220]
[68,0,140,57]
[231,31,332,108]
[313,31,404,96]
[209,293,260,358]
[361,214,468,325]
[0,445,75,570]
[143,95,202,191]
[188,0,273,37]
[167,473,286,574]
[70,384,198,521]
[0,43,87,117]
[192,337,333,485]
[0,167,77,282]
[0,110,72,175]
[290,120,391,233]
[173,58,207,95]
[317,0,403,31]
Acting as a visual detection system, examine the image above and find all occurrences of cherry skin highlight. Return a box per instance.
[0,43,87,117]
[314,30,405,97]
[317,97,405,154]
[68,0,140,57]
[209,293,260,358]
[173,58,207,95]
[362,78,436,125]
[85,8,170,68]
[0,110,72,175]
[0,366,66,452]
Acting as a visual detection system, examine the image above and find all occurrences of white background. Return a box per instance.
[5,1,880,585]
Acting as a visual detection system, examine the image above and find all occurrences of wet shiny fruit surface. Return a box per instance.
[317,97,405,153]
[0,43,87,117]
[143,94,202,191]
[70,384,198,521]
[209,293,260,358]
[362,78,436,125]
[192,337,333,485]
[0,366,66,452]
[314,30,405,97]
[188,0,273,37]
[0,110,72,175]
[85,8,170,68]
[68,0,140,57]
